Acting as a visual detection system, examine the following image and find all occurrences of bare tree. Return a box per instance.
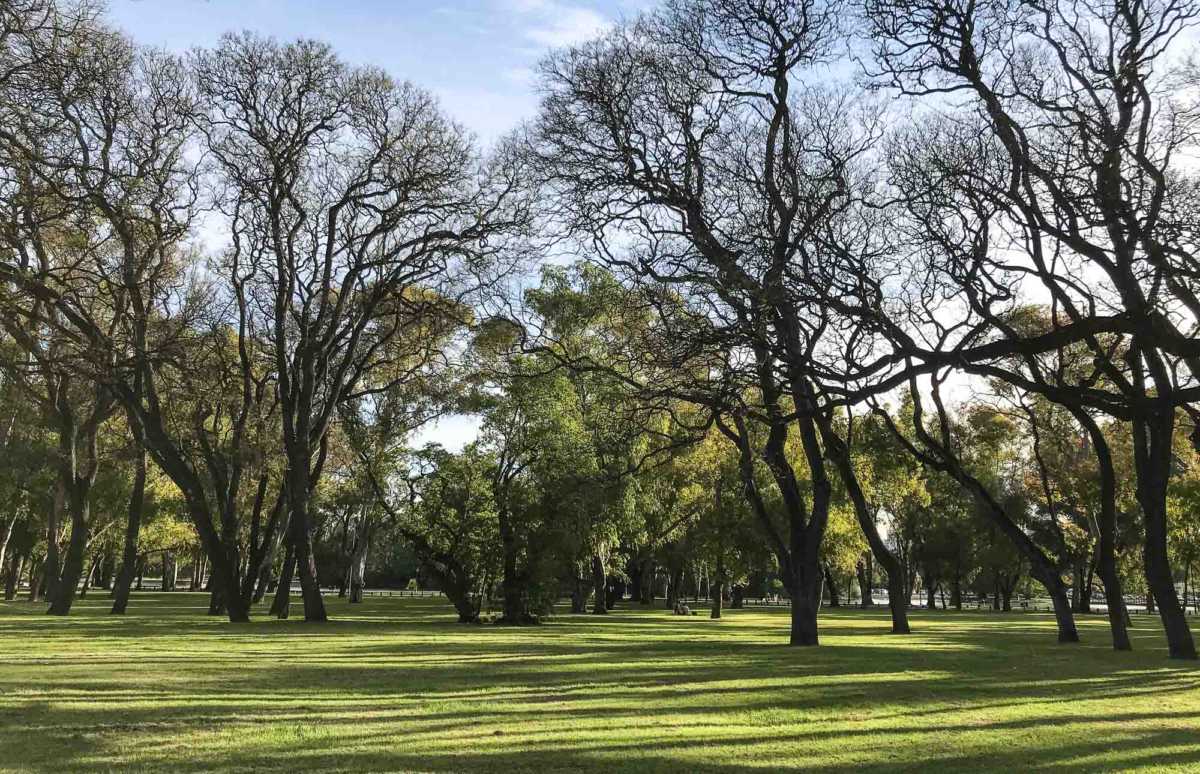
[192,34,526,621]
[864,0,1200,656]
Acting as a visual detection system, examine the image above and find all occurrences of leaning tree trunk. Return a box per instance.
[1133,411,1196,658]
[819,423,910,633]
[111,446,147,615]
[27,558,44,602]
[1035,567,1078,643]
[47,481,92,616]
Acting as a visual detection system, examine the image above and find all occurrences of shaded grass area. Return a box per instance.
[0,594,1197,772]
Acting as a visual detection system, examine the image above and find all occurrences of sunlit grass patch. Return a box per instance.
[0,593,1197,772]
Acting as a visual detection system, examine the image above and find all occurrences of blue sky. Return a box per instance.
[108,0,652,144]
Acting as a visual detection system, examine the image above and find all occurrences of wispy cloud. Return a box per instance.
[503,0,611,48]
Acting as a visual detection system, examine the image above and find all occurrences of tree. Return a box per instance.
[191,33,526,622]
[865,0,1200,658]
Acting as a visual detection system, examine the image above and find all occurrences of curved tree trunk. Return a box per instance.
[819,419,910,633]
[1133,410,1196,658]
[47,484,91,616]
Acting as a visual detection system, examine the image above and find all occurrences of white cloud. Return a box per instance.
[502,0,611,48]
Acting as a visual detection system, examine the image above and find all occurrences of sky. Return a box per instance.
[108,0,651,144]
[107,0,654,451]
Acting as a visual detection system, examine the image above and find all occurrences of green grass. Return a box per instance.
[0,594,1197,772]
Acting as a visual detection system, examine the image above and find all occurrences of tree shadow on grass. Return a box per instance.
[1,594,1198,772]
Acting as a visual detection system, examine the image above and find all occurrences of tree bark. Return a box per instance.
[286,470,327,622]
[1133,410,1196,658]
[47,479,91,615]
[856,555,874,607]
[4,553,22,600]
[347,519,369,604]
[824,564,841,607]
[270,539,296,619]
[111,445,147,615]
[819,420,909,633]
[590,553,607,615]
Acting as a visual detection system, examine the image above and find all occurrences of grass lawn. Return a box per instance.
[0,594,1197,772]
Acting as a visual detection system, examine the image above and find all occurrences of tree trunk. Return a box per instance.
[1133,409,1196,658]
[112,440,147,615]
[638,557,655,604]
[789,560,820,646]
[286,473,327,622]
[270,540,296,619]
[951,575,962,611]
[42,481,63,606]
[47,482,91,616]
[497,508,531,623]
[208,571,227,616]
[819,421,908,633]
[98,554,114,590]
[856,556,874,607]
[571,574,588,613]
[666,564,684,610]
[925,574,937,610]
[0,514,16,580]
[711,554,726,618]
[27,558,43,602]
[162,551,177,592]
[431,565,480,623]
[347,520,369,604]
[824,564,841,607]
[710,583,724,618]
[78,555,98,597]
[4,553,22,600]
[590,553,607,615]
